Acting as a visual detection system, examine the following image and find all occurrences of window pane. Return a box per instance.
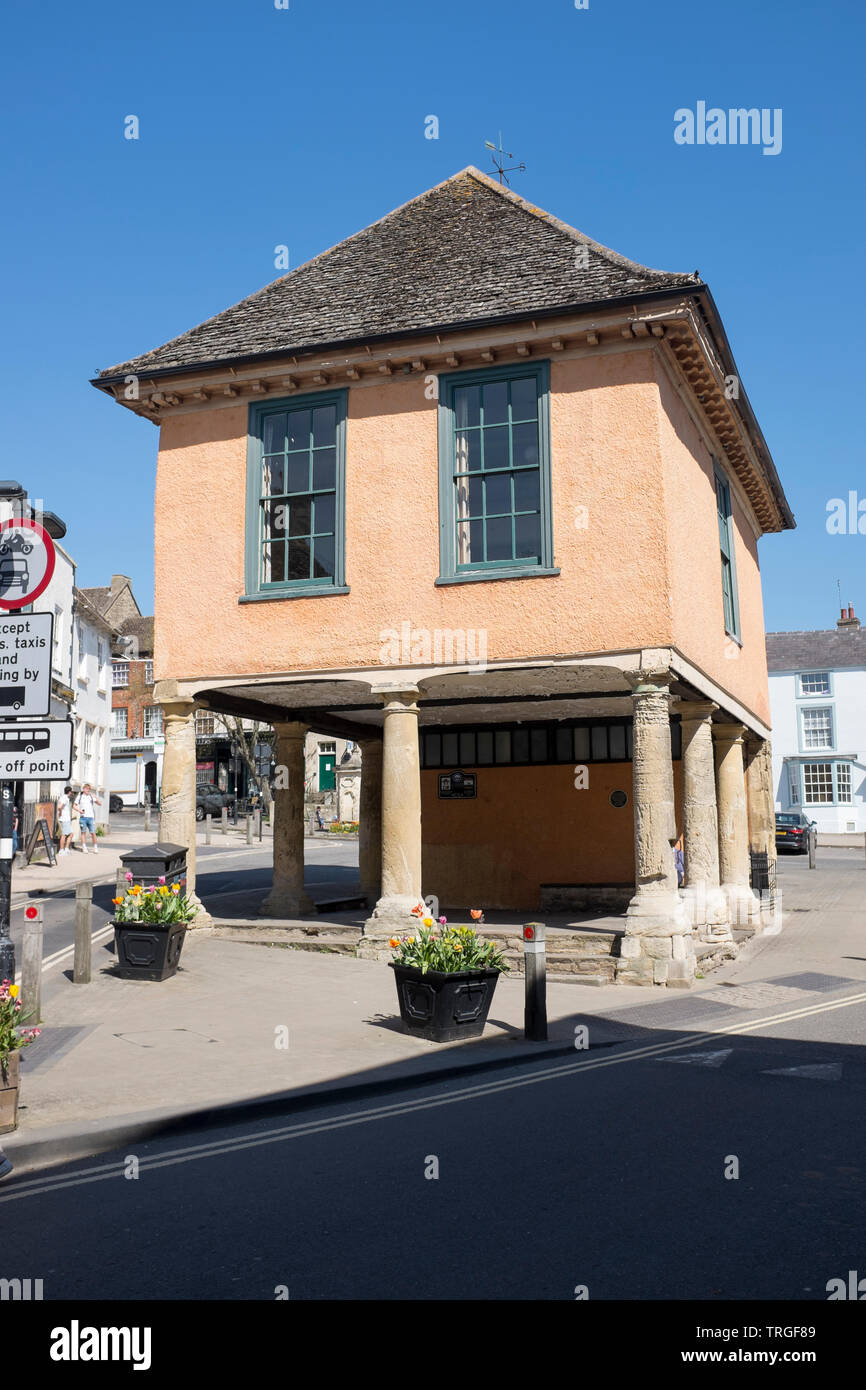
[515,513,541,559]
[263,501,286,540]
[836,763,852,802]
[262,542,286,583]
[459,731,476,765]
[670,722,682,759]
[486,515,512,561]
[262,455,284,496]
[482,381,508,425]
[312,405,336,447]
[803,762,833,803]
[495,730,511,763]
[800,672,830,695]
[555,727,573,761]
[591,726,608,760]
[467,475,484,515]
[485,472,511,516]
[514,468,540,512]
[313,448,336,491]
[454,385,480,430]
[288,498,311,537]
[287,410,311,451]
[574,727,590,760]
[477,731,494,764]
[313,534,335,579]
[263,414,286,455]
[512,728,530,762]
[510,377,537,421]
[530,728,548,762]
[315,493,335,534]
[483,425,509,471]
[425,733,441,767]
[609,725,626,760]
[456,429,482,473]
[626,724,634,759]
[287,539,311,580]
[287,455,309,494]
[511,422,539,469]
[442,732,459,766]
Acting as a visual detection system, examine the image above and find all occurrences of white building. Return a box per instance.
[767,607,866,835]
[70,589,115,826]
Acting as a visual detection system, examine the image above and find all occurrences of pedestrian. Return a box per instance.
[57,784,75,857]
[315,807,324,831]
[0,1143,12,1181]
[11,806,18,857]
[74,783,101,854]
[674,833,685,888]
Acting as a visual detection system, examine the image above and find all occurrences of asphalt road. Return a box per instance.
[3,986,865,1301]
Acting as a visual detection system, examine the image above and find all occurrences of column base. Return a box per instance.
[680,883,732,941]
[722,883,762,929]
[260,889,315,918]
[619,890,695,987]
[188,893,213,928]
[360,895,424,959]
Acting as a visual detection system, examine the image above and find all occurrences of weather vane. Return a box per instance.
[484,132,525,186]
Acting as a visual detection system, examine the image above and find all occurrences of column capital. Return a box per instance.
[672,698,718,723]
[372,685,420,714]
[712,721,747,746]
[272,720,309,740]
[624,668,673,696]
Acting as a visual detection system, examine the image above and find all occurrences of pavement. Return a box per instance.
[3,846,864,1175]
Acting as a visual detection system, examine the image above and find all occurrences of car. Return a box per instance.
[775,811,817,853]
[196,782,236,821]
[109,794,124,813]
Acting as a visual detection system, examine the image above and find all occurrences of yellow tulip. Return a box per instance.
[9,984,19,998]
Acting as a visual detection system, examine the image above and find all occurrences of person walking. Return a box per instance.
[74,783,101,854]
[57,784,75,856]
[57,785,75,856]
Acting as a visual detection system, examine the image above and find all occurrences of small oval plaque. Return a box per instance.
[610,789,628,808]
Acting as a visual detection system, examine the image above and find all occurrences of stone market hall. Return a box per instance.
[92,168,794,985]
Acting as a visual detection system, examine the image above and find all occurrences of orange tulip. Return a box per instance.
[470,908,483,920]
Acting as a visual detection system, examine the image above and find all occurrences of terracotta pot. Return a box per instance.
[0,1049,20,1134]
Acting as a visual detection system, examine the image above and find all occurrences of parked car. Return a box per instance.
[775,811,817,854]
[196,782,236,821]
[109,794,124,813]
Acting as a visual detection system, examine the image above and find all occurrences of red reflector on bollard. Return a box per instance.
[523,925,534,941]
[25,906,38,919]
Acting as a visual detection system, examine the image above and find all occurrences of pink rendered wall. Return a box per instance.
[154,350,677,683]
[655,359,771,726]
[153,345,771,729]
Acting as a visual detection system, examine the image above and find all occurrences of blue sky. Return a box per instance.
[2,0,863,630]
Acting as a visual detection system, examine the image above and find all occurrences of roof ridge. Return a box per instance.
[460,166,697,284]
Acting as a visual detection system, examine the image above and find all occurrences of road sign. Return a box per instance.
[0,518,56,611]
[0,719,72,780]
[0,612,52,717]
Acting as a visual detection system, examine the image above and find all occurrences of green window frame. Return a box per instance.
[436,361,557,584]
[419,717,682,768]
[243,390,348,601]
[714,463,741,640]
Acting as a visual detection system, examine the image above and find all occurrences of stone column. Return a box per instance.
[744,735,776,924]
[261,721,313,917]
[676,700,731,939]
[158,697,209,921]
[620,670,692,987]
[358,737,382,906]
[713,722,760,927]
[365,686,422,933]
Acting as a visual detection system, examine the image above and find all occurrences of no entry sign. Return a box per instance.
[0,518,56,611]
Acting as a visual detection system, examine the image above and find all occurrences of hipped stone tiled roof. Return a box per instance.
[96,167,700,380]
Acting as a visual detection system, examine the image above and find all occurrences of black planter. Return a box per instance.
[113,921,188,981]
[390,963,500,1042]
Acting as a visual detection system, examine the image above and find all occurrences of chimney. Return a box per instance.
[110,574,131,593]
[836,603,861,632]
